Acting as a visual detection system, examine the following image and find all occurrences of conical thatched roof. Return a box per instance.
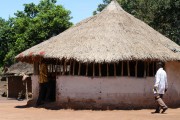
[16,0,180,63]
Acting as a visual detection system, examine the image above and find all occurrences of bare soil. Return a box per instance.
[1,81,180,120]
[0,98,180,120]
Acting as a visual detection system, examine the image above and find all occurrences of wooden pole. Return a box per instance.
[121,61,123,76]
[62,60,66,75]
[59,61,62,75]
[127,61,130,77]
[93,62,95,77]
[107,63,109,77]
[114,63,116,77]
[26,81,28,100]
[51,64,53,72]
[135,61,138,77]
[147,61,149,76]
[65,60,67,73]
[78,62,81,76]
[144,61,146,77]
[99,63,101,77]
[69,60,72,75]
[6,77,8,99]
[86,62,88,76]
[33,62,39,75]
[54,61,57,79]
[73,60,75,76]
[153,62,154,76]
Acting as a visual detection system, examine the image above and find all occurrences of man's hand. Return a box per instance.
[153,86,158,92]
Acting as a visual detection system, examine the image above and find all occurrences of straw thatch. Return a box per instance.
[16,0,180,63]
[6,62,33,75]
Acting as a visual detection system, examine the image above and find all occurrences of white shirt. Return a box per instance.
[154,68,168,94]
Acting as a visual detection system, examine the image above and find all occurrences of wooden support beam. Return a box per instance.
[73,60,75,76]
[6,77,8,99]
[121,61,123,76]
[99,63,101,77]
[144,61,146,77]
[69,60,72,75]
[65,60,67,73]
[33,62,39,75]
[93,62,95,77]
[86,62,88,76]
[62,60,66,75]
[107,63,109,77]
[59,61,62,75]
[78,62,81,76]
[114,63,116,77]
[153,62,154,76]
[127,61,130,77]
[26,81,28,100]
[51,64,54,72]
[55,60,58,73]
[135,61,138,77]
[147,61,149,76]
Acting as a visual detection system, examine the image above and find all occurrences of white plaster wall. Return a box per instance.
[31,75,39,99]
[165,62,180,104]
[30,61,180,108]
[56,76,155,108]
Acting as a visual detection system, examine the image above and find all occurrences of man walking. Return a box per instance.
[153,62,168,113]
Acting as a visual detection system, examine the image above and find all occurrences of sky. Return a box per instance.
[0,0,102,24]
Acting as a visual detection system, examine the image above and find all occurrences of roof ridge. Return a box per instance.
[103,0,124,12]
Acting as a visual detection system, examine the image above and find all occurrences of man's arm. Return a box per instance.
[165,72,168,92]
[154,71,160,89]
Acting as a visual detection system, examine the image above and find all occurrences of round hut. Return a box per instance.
[16,0,180,109]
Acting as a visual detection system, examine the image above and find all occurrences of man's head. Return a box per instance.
[157,62,164,69]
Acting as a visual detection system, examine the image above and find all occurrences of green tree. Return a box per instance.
[151,0,180,45]
[2,0,73,66]
[94,0,179,45]
[0,18,14,66]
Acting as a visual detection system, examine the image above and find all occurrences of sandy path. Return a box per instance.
[0,99,180,120]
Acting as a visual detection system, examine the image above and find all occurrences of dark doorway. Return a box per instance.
[47,74,56,102]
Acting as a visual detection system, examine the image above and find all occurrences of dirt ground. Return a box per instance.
[1,81,180,120]
[0,98,180,120]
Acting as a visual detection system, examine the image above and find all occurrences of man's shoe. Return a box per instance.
[151,110,160,114]
[161,107,168,113]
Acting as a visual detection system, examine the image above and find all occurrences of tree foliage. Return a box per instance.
[0,0,73,66]
[94,0,180,45]
[151,0,180,45]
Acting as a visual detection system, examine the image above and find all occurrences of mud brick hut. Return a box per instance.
[15,0,180,109]
[4,62,33,99]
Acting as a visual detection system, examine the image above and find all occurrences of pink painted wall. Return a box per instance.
[55,76,155,109]
[165,61,180,106]
[30,61,180,109]
[31,75,39,99]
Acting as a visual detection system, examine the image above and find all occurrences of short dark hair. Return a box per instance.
[157,62,164,68]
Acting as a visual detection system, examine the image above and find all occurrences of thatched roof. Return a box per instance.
[6,62,33,75]
[16,0,180,63]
